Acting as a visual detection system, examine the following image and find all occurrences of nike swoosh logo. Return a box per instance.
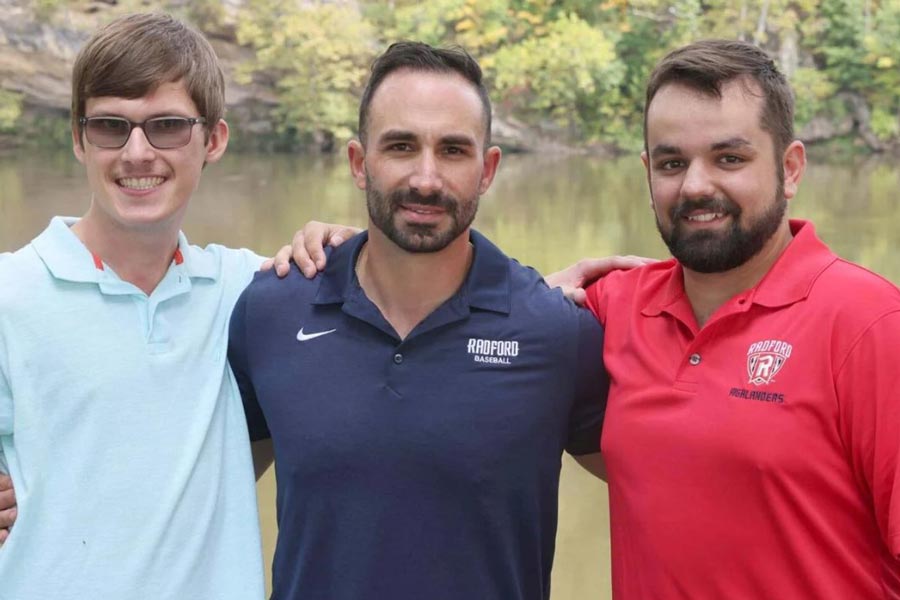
[296,327,337,342]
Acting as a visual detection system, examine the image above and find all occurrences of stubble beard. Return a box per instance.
[365,174,478,253]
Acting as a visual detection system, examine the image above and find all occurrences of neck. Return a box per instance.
[356,227,474,339]
[683,222,793,327]
[71,211,181,295]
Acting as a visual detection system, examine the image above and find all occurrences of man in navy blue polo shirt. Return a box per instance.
[228,42,608,599]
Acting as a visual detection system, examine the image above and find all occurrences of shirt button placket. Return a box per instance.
[384,349,406,399]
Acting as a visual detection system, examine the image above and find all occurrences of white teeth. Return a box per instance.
[405,206,440,214]
[687,212,724,222]
[118,177,164,190]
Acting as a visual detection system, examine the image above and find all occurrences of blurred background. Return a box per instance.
[1,1,898,598]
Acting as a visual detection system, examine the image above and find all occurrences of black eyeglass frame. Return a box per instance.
[78,116,208,150]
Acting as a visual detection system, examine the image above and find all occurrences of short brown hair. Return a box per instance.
[358,41,492,146]
[71,13,225,145]
[644,39,794,156]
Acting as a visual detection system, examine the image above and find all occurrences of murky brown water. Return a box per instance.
[2,150,897,598]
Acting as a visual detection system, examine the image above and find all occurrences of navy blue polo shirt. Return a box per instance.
[228,230,608,600]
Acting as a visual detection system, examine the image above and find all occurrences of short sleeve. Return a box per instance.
[565,306,609,455]
[228,286,271,442]
[0,323,11,437]
[0,253,16,439]
[836,310,900,557]
[0,364,11,437]
[584,276,609,326]
[238,248,266,282]
[227,247,267,291]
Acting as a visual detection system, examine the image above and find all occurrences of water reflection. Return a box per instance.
[1,150,897,598]
[4,151,895,283]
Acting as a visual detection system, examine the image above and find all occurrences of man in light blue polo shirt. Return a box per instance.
[0,13,269,599]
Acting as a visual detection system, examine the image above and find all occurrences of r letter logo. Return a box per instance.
[747,339,792,385]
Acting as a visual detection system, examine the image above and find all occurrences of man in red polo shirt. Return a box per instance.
[259,39,900,598]
[575,39,900,598]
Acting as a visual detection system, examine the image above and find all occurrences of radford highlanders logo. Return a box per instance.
[467,337,519,365]
[746,339,793,385]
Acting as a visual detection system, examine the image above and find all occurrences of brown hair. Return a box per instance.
[71,13,225,145]
[644,39,794,155]
[358,41,492,146]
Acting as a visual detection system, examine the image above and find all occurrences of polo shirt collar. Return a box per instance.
[462,230,513,313]
[31,216,218,288]
[313,228,511,314]
[748,220,837,307]
[180,242,219,280]
[643,219,837,319]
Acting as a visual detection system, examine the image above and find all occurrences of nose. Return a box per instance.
[120,125,156,163]
[679,161,717,200]
[407,151,443,197]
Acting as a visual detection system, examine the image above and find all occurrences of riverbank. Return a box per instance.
[3,1,899,156]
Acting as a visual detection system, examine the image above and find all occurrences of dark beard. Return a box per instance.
[366,177,477,253]
[656,190,786,273]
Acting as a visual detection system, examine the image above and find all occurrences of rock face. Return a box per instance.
[0,1,555,152]
[2,1,891,153]
[0,0,87,118]
[0,1,280,147]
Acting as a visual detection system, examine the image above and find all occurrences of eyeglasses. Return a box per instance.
[78,116,207,149]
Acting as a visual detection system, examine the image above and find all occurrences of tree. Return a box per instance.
[490,13,626,144]
[236,0,375,150]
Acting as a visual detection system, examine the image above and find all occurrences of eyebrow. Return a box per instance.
[377,129,477,147]
[378,129,417,144]
[710,137,753,151]
[650,137,754,158]
[649,143,680,157]
[439,134,476,147]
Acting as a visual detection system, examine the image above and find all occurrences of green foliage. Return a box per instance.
[28,116,72,148]
[186,0,227,32]
[0,91,23,133]
[862,0,900,126]
[870,106,899,141]
[490,13,624,142]
[812,0,872,91]
[224,0,900,152]
[236,1,375,148]
[791,67,837,127]
[388,0,515,52]
[15,0,900,150]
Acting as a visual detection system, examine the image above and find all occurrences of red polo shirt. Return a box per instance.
[586,220,900,598]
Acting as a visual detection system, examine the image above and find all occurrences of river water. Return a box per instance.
[1,149,897,597]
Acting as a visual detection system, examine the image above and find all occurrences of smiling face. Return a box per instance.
[348,69,500,253]
[642,79,804,274]
[73,80,228,236]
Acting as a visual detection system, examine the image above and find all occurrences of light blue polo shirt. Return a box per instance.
[0,217,265,600]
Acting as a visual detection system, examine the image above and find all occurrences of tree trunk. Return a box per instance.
[840,91,887,152]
